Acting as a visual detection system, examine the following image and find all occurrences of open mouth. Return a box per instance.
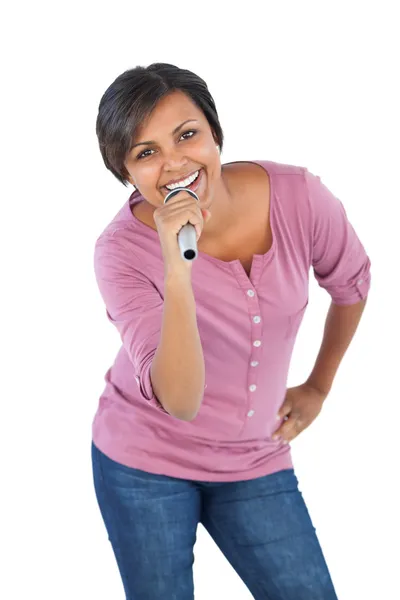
[163,169,202,192]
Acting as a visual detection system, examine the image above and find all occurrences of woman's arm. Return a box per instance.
[306,297,368,395]
[150,273,206,421]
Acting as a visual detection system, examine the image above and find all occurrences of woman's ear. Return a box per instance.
[212,134,220,153]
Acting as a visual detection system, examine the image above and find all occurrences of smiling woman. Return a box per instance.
[95,63,224,188]
[123,93,218,203]
[95,66,241,242]
[90,61,370,600]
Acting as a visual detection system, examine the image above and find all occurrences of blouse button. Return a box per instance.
[247,410,255,417]
[253,316,261,323]
[247,289,255,297]
[251,361,259,367]
[357,279,364,285]
[249,385,257,392]
[253,340,262,347]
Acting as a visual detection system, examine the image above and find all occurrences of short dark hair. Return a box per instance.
[95,63,224,187]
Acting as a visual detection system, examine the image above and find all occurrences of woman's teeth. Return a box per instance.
[165,170,200,190]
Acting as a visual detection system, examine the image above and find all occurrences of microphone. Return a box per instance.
[163,186,200,261]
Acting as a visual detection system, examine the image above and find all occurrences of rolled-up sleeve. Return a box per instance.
[305,169,371,305]
[93,233,169,413]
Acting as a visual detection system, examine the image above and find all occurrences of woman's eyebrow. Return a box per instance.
[131,119,199,149]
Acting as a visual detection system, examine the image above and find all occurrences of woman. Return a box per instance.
[91,62,371,599]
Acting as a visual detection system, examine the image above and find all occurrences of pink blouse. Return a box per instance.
[92,159,371,481]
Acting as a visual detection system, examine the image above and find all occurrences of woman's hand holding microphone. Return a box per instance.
[153,190,211,277]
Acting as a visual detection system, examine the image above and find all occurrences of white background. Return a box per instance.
[1,1,399,598]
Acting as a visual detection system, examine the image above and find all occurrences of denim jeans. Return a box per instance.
[91,441,338,599]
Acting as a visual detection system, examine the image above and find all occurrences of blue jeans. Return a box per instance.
[91,441,338,599]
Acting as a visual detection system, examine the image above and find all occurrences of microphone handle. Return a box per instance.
[178,223,198,261]
[163,186,199,261]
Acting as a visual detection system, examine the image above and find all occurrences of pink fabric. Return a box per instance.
[92,159,371,481]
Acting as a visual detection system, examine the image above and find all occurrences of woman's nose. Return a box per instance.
[163,158,189,174]
[162,146,189,167]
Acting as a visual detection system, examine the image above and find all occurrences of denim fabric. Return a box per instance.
[91,441,338,599]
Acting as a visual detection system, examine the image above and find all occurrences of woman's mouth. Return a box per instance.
[163,168,204,195]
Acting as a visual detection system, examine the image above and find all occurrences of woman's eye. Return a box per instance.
[136,150,150,160]
[137,149,153,160]
[181,129,197,140]
[136,130,197,160]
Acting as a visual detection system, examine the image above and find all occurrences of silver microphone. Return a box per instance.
[163,187,200,261]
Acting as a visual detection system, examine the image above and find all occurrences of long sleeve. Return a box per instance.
[94,233,169,413]
[305,169,371,305]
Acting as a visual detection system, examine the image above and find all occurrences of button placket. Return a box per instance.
[246,288,262,418]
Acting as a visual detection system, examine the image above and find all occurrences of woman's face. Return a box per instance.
[124,90,221,210]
